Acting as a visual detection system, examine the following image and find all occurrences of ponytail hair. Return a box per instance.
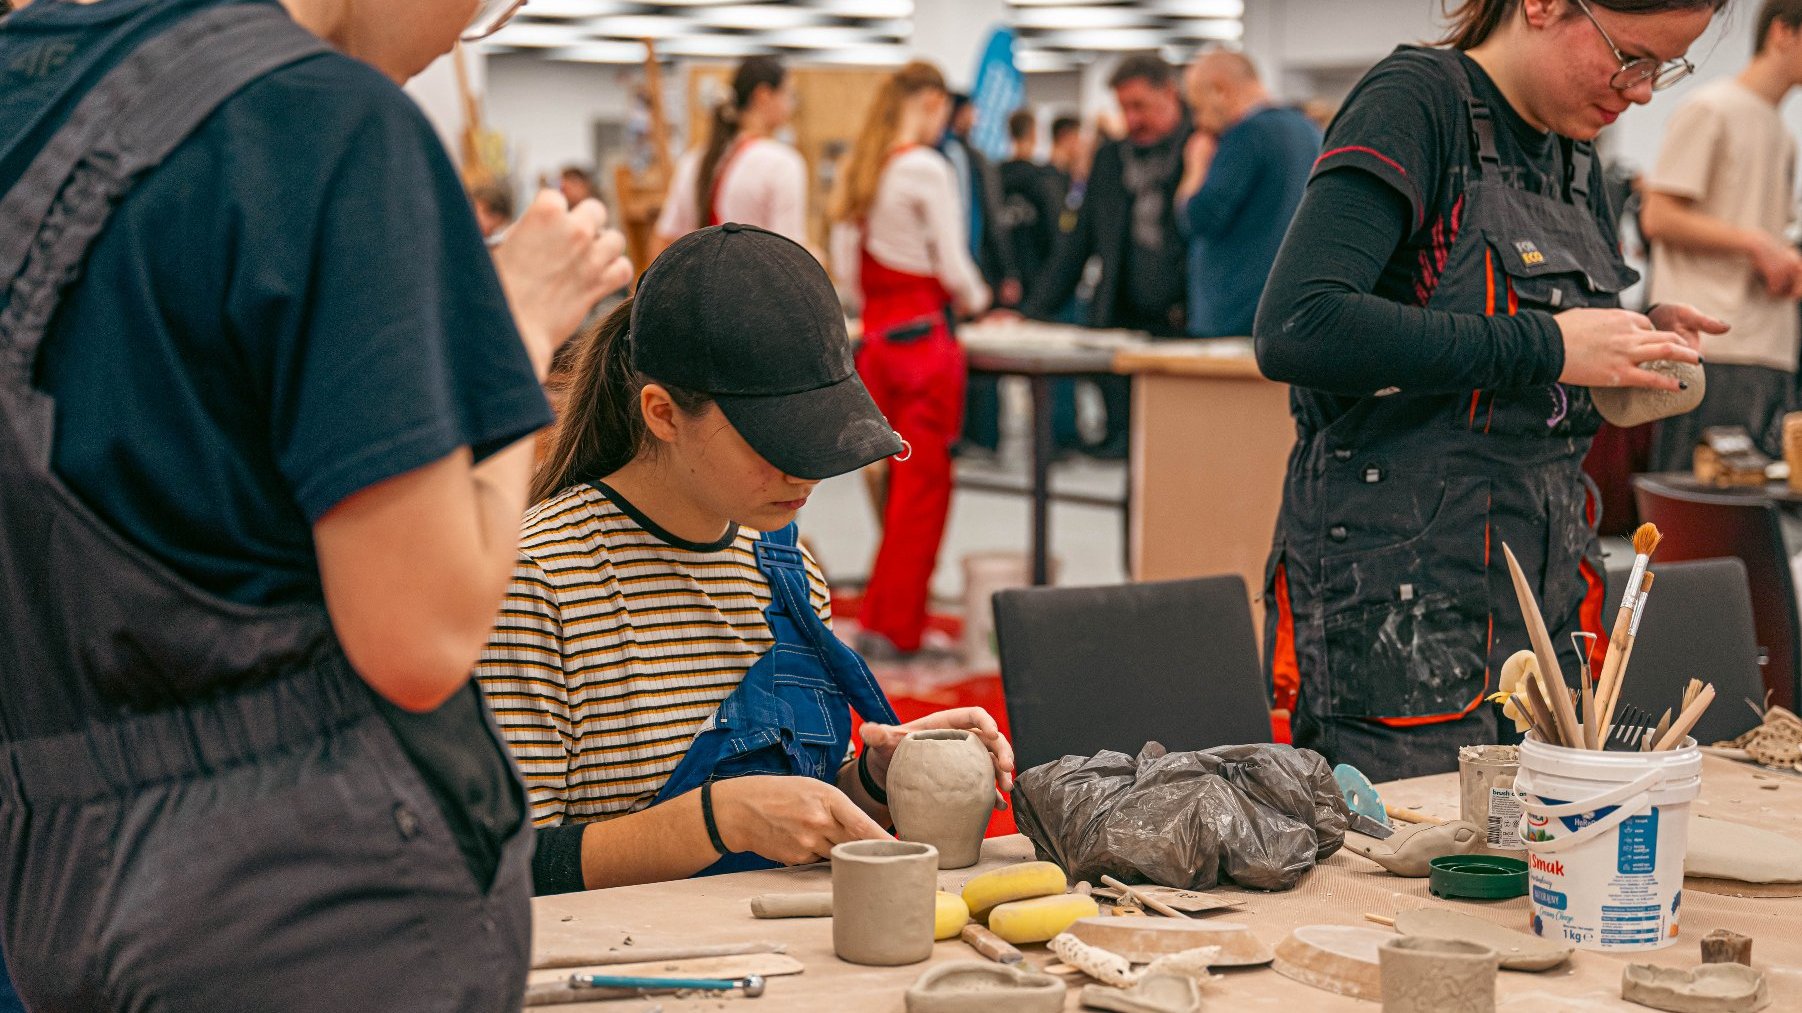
[532,299,713,503]
[1439,0,1727,50]
[828,60,948,224]
[696,56,786,226]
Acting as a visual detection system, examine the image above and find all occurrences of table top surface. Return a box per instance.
[528,755,1802,1011]
[1639,471,1802,506]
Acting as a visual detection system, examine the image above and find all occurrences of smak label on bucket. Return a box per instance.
[1526,795,1677,951]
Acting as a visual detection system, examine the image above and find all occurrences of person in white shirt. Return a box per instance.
[655,56,808,252]
[828,60,989,657]
[1642,0,1802,469]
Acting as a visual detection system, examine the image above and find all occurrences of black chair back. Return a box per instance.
[992,575,1273,772]
[1632,475,1801,711]
[1611,558,1765,745]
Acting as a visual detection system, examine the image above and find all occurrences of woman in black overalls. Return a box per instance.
[0,0,627,1007]
[1255,0,1729,781]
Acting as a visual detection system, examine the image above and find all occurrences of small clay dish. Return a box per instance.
[1428,855,1528,900]
[1622,962,1771,1013]
[904,961,1065,1013]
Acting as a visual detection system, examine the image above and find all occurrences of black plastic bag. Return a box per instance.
[1010,741,1350,892]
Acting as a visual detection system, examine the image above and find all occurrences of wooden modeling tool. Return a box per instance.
[1655,683,1716,751]
[960,924,1025,965]
[1520,677,1559,747]
[1644,708,1674,752]
[1600,570,1655,740]
[1384,806,1445,826]
[1575,630,1599,750]
[1502,543,1582,748]
[1099,875,1188,919]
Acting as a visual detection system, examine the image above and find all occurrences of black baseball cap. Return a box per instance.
[630,223,904,480]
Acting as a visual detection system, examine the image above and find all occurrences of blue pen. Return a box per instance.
[568,973,766,998]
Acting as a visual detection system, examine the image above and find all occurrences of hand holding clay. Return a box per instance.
[860,707,1016,801]
[1555,308,1699,392]
[713,776,891,866]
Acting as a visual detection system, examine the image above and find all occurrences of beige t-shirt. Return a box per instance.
[1647,78,1799,371]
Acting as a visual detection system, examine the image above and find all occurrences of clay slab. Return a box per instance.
[1068,916,1273,966]
[1622,962,1771,1013]
[904,961,1066,1013]
[1272,924,1389,1001]
[1686,816,1802,884]
[1090,886,1247,914]
[1391,908,1572,971]
[1079,973,1202,1013]
[1347,821,1483,877]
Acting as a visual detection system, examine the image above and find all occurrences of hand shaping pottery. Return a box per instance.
[832,840,939,966]
[1592,360,1705,428]
[1378,936,1498,1013]
[1347,820,1484,877]
[888,729,996,869]
[1621,962,1771,1013]
[904,961,1066,1013]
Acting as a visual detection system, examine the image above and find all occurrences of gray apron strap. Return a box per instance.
[0,3,328,467]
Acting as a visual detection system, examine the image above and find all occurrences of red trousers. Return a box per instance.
[857,331,965,651]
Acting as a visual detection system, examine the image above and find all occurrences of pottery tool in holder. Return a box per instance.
[1599,570,1655,739]
[1501,543,1584,748]
[1594,525,1662,746]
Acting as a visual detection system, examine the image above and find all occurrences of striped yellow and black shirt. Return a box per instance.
[475,482,833,830]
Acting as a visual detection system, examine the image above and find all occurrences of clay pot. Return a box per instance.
[887,729,994,869]
[1592,360,1705,428]
[1378,936,1498,1013]
[832,840,940,966]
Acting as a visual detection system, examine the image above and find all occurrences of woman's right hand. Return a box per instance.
[711,776,891,865]
[492,190,633,374]
[1555,308,1700,392]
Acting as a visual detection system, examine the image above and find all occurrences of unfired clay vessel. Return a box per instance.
[1378,936,1498,1013]
[1593,360,1705,428]
[1391,908,1571,971]
[1622,963,1771,1013]
[750,891,833,918]
[904,961,1065,1013]
[888,729,995,869]
[1079,973,1202,1013]
[832,840,939,966]
[1347,820,1484,877]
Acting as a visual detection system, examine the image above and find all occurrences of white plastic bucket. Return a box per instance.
[1513,735,1702,952]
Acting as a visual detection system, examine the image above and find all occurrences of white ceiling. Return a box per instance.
[482,0,1243,68]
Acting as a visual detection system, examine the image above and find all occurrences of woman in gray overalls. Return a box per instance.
[1255,0,1728,781]
[0,0,627,1006]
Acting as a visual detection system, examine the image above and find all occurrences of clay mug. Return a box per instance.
[887,729,995,869]
[831,840,939,966]
[1378,936,1498,1013]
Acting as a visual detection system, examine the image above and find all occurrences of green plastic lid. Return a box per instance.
[1428,855,1529,900]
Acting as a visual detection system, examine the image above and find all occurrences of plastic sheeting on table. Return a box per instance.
[1010,741,1351,892]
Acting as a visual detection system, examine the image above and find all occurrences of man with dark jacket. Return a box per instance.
[944,93,1020,453]
[1022,54,1190,456]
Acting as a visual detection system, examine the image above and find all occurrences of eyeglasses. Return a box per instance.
[463,0,528,43]
[1572,0,1694,92]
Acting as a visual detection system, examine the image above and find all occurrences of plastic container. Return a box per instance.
[1512,735,1702,953]
[1458,744,1524,857]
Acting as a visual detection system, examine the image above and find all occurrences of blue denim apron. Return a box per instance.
[652,522,901,875]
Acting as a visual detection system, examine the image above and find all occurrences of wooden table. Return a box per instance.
[1114,340,1291,613]
[1641,471,1802,506]
[528,756,1802,1010]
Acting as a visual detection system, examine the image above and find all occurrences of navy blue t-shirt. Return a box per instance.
[1,0,552,608]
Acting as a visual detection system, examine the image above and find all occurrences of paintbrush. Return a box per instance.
[1599,570,1655,741]
[1655,683,1716,751]
[1502,542,1584,748]
[1594,525,1661,744]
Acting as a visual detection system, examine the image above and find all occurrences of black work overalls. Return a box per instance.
[0,6,533,1009]
[1265,51,1635,781]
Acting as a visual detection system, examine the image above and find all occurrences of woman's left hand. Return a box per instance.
[859,708,1016,806]
[1647,303,1728,352]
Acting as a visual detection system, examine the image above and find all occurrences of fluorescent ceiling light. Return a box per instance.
[518,0,632,19]
[1152,0,1244,16]
[1008,0,1117,6]
[549,40,653,63]
[763,25,887,48]
[1170,17,1242,40]
[635,0,750,6]
[1035,27,1169,50]
[691,5,825,30]
[486,22,591,47]
[1012,6,1148,29]
[801,44,912,65]
[1013,48,1080,72]
[586,14,690,38]
[816,0,914,17]
[657,34,772,57]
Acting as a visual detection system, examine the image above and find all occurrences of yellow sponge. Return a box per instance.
[986,894,1100,944]
[961,861,1068,919]
[934,892,971,940]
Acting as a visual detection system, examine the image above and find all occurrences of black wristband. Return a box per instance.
[700,780,729,856]
[857,751,889,807]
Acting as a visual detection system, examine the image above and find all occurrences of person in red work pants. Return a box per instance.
[831,61,992,654]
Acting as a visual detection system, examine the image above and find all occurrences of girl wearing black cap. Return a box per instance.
[654,56,805,249]
[1254,0,1726,780]
[477,224,1014,895]
[829,60,990,657]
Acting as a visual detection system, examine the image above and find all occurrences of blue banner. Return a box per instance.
[969,26,1023,163]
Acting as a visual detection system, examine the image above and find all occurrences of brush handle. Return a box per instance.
[1654,684,1715,751]
[1503,543,1583,748]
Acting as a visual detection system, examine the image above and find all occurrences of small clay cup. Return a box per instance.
[1379,936,1498,1013]
[832,840,940,966]
[887,728,995,869]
